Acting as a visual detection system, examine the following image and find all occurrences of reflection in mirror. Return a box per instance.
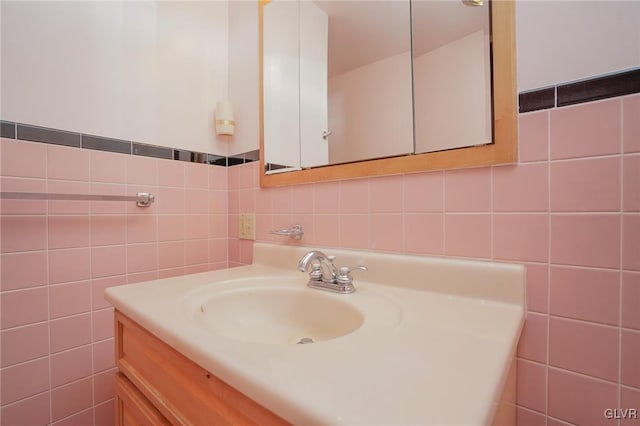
[321,0,413,165]
[412,0,492,154]
[263,0,302,173]
[262,0,413,174]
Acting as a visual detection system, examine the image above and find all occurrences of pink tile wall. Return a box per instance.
[1,92,637,426]
[228,94,640,425]
[0,139,229,425]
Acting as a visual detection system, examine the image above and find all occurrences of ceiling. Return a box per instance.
[311,0,489,77]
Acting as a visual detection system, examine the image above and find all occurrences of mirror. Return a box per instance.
[259,0,517,186]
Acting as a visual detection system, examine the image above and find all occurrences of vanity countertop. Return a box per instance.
[105,243,525,425]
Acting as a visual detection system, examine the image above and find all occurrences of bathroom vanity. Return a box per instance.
[106,243,525,425]
[114,311,286,425]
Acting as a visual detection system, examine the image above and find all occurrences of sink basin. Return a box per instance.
[184,282,365,344]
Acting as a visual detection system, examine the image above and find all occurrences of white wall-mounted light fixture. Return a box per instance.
[215,101,235,135]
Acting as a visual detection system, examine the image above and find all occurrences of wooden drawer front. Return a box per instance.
[116,372,171,426]
[115,311,288,426]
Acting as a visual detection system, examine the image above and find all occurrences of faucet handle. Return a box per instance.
[336,265,367,285]
[309,262,323,281]
[341,265,367,273]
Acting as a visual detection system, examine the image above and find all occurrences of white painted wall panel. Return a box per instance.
[228,0,260,157]
[0,1,228,154]
[516,0,640,91]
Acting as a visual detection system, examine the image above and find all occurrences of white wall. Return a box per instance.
[1,1,229,155]
[516,0,640,91]
[328,51,413,164]
[228,0,260,157]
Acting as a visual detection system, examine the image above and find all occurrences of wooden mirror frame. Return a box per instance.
[259,0,517,187]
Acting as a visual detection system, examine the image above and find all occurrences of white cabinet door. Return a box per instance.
[299,1,328,168]
[263,0,301,171]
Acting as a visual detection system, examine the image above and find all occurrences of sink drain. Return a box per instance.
[296,337,315,344]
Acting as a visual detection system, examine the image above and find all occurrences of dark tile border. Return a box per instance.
[82,134,131,155]
[1,121,16,139]
[519,67,640,113]
[174,149,207,163]
[557,68,640,107]
[132,143,172,159]
[207,154,227,166]
[174,149,195,162]
[244,150,260,162]
[1,120,261,168]
[227,149,261,166]
[17,124,81,147]
[519,87,555,113]
[227,156,245,166]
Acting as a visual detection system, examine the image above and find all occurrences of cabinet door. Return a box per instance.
[299,0,328,168]
[115,311,288,425]
[115,372,171,426]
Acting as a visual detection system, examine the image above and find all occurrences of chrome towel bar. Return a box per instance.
[0,191,155,207]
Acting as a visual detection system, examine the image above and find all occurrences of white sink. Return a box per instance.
[184,282,364,344]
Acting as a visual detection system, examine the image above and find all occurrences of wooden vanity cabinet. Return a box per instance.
[114,310,289,426]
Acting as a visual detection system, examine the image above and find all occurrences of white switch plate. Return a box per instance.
[239,213,256,240]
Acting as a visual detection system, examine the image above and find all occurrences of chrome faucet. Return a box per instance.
[297,250,337,282]
[298,250,367,294]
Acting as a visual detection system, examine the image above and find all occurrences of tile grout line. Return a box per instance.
[182,162,187,276]
[88,145,96,426]
[545,313,628,329]
[45,144,54,425]
[490,166,494,261]
[252,165,258,265]
[546,108,552,424]
[124,159,129,287]
[617,98,624,421]
[398,177,404,254]
[227,166,232,266]
[546,364,630,387]
[366,178,371,251]
[441,171,446,256]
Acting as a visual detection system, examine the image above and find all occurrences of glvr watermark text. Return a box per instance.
[604,408,638,420]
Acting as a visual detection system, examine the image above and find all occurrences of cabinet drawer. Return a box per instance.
[115,372,171,426]
[115,311,288,426]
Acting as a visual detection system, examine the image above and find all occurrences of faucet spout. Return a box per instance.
[297,250,325,272]
[298,251,337,283]
[298,250,359,294]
